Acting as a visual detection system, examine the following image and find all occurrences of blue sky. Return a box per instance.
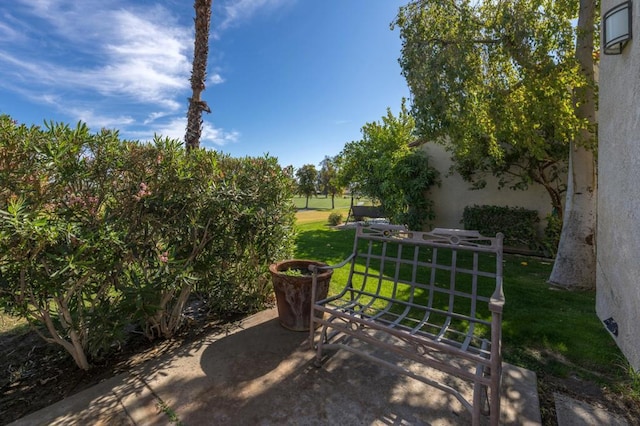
[0,0,410,170]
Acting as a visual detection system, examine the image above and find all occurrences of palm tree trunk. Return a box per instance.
[185,0,212,151]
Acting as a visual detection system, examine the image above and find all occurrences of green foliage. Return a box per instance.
[0,115,296,369]
[328,212,343,226]
[393,0,588,216]
[542,212,563,257]
[295,164,318,208]
[317,156,344,210]
[389,150,440,230]
[338,100,439,229]
[462,205,539,249]
[338,100,414,200]
[620,358,640,399]
[278,267,310,277]
[317,156,342,197]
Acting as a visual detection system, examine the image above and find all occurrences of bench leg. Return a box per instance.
[311,323,330,367]
[489,365,502,426]
[309,317,316,350]
[471,394,482,426]
[313,337,324,368]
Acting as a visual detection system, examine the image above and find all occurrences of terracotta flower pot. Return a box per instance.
[269,259,333,331]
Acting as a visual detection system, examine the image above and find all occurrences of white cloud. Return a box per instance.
[0,19,22,42]
[2,1,222,112]
[150,117,240,147]
[217,0,295,32]
[202,122,241,146]
[144,112,172,126]
[65,107,135,129]
[209,74,225,85]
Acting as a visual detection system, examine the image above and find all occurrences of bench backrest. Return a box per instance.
[347,224,504,331]
[350,205,385,220]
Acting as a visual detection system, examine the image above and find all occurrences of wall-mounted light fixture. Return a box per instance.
[603,1,633,55]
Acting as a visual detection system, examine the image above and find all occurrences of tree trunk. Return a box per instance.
[536,171,565,221]
[542,183,564,221]
[305,195,309,209]
[548,0,597,289]
[185,0,212,151]
[331,194,335,210]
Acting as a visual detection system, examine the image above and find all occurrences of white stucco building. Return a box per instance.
[597,0,640,370]
[420,143,556,235]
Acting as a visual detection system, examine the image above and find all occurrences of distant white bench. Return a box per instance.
[309,224,505,425]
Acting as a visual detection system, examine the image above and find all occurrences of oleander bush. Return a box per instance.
[0,115,296,369]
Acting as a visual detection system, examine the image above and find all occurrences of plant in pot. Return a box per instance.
[268,259,333,331]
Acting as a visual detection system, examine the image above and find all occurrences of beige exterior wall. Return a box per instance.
[597,0,640,370]
[421,143,556,234]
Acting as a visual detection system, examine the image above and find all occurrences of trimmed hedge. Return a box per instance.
[462,204,540,249]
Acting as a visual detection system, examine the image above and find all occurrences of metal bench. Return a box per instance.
[346,205,386,223]
[309,224,505,426]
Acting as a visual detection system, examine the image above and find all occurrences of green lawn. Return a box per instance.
[293,220,640,422]
[292,195,377,210]
[292,196,381,225]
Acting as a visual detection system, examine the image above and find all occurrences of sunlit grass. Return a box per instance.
[292,196,381,225]
[292,195,354,210]
[295,209,349,225]
[0,311,29,335]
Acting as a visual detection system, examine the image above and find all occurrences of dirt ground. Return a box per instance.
[1,311,639,425]
[0,307,240,425]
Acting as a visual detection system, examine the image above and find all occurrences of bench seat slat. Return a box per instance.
[318,288,493,327]
[314,307,494,364]
[315,302,493,358]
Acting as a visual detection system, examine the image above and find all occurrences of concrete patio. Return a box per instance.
[11,308,542,425]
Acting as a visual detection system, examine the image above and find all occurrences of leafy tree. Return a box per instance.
[339,100,414,203]
[338,101,439,229]
[394,0,597,288]
[296,164,318,208]
[185,0,212,151]
[317,156,344,209]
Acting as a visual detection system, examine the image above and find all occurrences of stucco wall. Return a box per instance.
[421,143,556,233]
[597,0,640,370]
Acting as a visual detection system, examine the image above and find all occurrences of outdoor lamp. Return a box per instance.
[603,1,633,55]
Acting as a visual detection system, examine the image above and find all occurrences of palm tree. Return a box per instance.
[185,0,212,151]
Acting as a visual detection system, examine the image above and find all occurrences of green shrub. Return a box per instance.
[328,212,343,226]
[542,213,562,257]
[462,204,540,248]
[388,150,440,230]
[0,115,296,369]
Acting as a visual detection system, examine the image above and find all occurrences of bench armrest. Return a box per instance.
[308,253,356,274]
[308,253,356,346]
[489,283,505,314]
